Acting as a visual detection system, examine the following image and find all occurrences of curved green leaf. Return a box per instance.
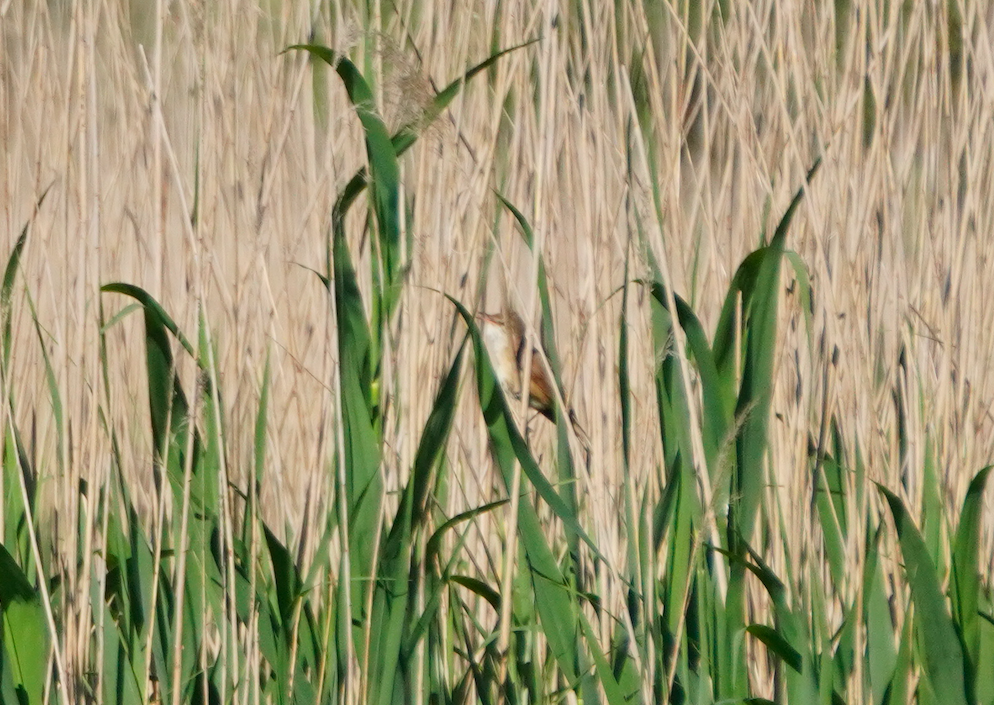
[449,575,501,613]
[952,465,992,687]
[879,483,970,705]
[0,542,48,705]
[100,284,200,507]
[747,624,802,672]
[331,228,382,601]
[450,295,582,683]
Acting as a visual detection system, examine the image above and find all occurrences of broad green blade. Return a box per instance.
[100,283,195,355]
[369,343,466,705]
[879,483,970,705]
[3,423,36,569]
[449,575,502,613]
[288,46,401,304]
[746,625,802,672]
[289,42,533,316]
[453,296,584,687]
[0,542,48,705]
[407,340,466,527]
[450,297,601,558]
[646,281,734,475]
[720,161,820,698]
[289,40,532,253]
[813,449,847,588]
[887,610,915,705]
[100,284,198,503]
[330,226,384,666]
[921,438,946,572]
[951,465,992,688]
[863,521,896,705]
[976,612,994,704]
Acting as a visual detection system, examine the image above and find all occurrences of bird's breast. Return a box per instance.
[481,322,522,394]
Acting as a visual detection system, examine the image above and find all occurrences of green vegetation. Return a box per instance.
[1,1,993,704]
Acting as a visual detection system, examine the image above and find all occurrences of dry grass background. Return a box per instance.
[2,0,994,695]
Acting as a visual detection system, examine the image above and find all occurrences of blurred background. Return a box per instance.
[2,0,993,700]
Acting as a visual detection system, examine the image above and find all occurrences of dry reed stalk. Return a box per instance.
[1,0,993,701]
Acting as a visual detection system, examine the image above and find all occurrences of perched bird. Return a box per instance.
[478,309,555,419]
[476,309,588,449]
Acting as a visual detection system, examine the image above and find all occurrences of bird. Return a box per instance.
[476,309,589,449]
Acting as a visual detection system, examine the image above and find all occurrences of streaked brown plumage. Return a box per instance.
[478,309,555,420]
[476,310,588,450]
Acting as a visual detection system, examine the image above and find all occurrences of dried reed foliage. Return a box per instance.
[2,0,993,699]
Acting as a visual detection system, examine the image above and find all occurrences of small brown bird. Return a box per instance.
[477,310,588,449]
[478,309,555,419]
